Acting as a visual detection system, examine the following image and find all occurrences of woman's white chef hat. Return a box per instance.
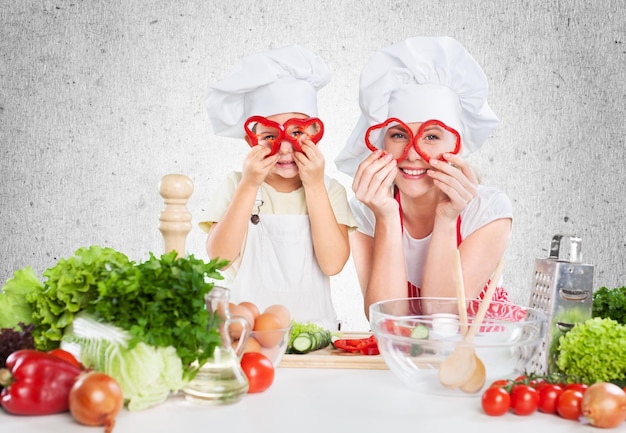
[205,45,331,138]
[335,36,499,177]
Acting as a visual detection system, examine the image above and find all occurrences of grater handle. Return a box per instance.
[549,234,583,263]
[559,287,591,301]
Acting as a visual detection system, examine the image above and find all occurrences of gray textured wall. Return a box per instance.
[1,0,624,331]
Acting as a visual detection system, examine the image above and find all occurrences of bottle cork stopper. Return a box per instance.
[159,174,193,258]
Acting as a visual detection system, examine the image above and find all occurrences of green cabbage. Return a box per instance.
[556,317,626,384]
[62,313,185,411]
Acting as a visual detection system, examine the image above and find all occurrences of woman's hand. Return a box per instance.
[294,138,325,186]
[241,145,279,187]
[427,152,478,219]
[352,150,398,218]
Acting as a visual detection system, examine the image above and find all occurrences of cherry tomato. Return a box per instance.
[564,383,588,393]
[510,384,540,416]
[482,386,511,416]
[240,352,274,393]
[532,378,548,391]
[513,374,543,388]
[556,389,584,420]
[538,384,563,414]
[489,379,512,388]
[48,348,82,368]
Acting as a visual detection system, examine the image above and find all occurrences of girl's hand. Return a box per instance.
[294,138,325,186]
[352,150,398,218]
[427,152,478,219]
[241,145,279,187]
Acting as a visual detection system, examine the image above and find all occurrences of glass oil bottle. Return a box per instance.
[182,286,251,404]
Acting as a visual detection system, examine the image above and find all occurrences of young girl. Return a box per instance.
[200,45,356,330]
[335,36,513,318]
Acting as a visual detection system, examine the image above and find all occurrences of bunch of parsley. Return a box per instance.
[592,286,626,324]
[91,251,228,375]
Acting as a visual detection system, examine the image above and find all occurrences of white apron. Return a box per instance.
[229,190,338,331]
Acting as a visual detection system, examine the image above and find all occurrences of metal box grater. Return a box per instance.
[527,234,594,375]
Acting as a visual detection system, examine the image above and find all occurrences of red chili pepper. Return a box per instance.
[333,335,380,355]
[0,349,83,415]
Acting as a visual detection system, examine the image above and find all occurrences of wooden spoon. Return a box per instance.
[453,250,468,336]
[438,258,505,389]
[452,250,489,393]
[437,250,473,388]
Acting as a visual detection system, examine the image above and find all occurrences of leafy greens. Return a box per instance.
[556,317,626,384]
[0,245,229,382]
[592,286,626,324]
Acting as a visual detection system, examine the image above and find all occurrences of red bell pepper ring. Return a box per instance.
[333,335,380,355]
[0,349,83,415]
[364,118,461,163]
[244,115,325,155]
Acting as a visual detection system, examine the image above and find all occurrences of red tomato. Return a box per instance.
[531,378,548,391]
[240,352,274,393]
[381,319,411,337]
[48,348,82,368]
[538,384,563,414]
[556,389,584,420]
[489,379,513,388]
[482,386,511,416]
[513,374,541,387]
[510,384,540,416]
[564,383,588,393]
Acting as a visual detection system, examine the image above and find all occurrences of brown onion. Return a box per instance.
[69,371,124,433]
[581,382,626,428]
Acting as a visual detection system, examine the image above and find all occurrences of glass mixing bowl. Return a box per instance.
[369,297,547,396]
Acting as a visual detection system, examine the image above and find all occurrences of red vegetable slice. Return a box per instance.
[334,335,379,355]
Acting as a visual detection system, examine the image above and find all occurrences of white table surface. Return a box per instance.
[0,367,604,432]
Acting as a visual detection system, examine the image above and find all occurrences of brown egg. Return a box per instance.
[233,336,261,354]
[252,312,284,347]
[238,301,261,321]
[228,304,254,340]
[263,304,291,328]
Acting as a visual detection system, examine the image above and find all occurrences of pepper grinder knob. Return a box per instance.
[159,174,193,258]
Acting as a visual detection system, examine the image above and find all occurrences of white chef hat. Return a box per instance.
[335,36,500,177]
[205,45,331,138]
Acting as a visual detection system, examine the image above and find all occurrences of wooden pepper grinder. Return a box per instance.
[159,174,193,258]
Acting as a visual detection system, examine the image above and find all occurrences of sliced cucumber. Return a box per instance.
[410,324,429,339]
[409,324,429,356]
[291,333,314,354]
[289,329,333,354]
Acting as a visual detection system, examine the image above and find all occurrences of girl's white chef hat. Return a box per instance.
[205,45,331,138]
[335,36,499,177]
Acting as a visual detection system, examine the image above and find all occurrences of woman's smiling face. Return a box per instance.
[388,120,461,198]
[383,120,460,163]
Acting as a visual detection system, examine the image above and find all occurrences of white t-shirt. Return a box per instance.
[198,171,358,278]
[350,185,513,290]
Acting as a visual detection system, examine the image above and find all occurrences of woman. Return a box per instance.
[335,36,513,318]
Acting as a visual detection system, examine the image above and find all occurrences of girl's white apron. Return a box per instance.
[229,190,338,330]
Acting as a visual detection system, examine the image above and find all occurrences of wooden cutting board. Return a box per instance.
[278,332,389,370]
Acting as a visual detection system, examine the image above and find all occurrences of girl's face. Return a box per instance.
[244,113,324,156]
[263,112,309,180]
